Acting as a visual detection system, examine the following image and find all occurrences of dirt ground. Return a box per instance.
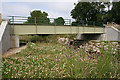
[2,46,27,58]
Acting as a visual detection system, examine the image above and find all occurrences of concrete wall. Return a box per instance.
[105,26,120,41]
[77,26,120,41]
[0,21,11,54]
[0,13,1,23]
[76,33,103,40]
[10,35,19,48]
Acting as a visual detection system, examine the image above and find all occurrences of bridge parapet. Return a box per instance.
[8,16,104,27]
[8,16,104,35]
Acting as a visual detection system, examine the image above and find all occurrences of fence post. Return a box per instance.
[70,19,72,34]
[35,17,36,24]
[82,20,84,26]
[12,16,14,24]
[93,21,95,26]
[69,19,71,25]
[82,20,85,33]
[93,22,95,33]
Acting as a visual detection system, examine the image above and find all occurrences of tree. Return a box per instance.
[71,2,109,26]
[109,2,120,24]
[54,17,65,25]
[26,10,50,24]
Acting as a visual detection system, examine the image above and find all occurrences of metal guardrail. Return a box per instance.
[8,16,104,27]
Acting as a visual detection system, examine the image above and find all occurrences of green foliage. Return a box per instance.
[71,1,120,25]
[26,10,50,24]
[20,34,76,43]
[54,17,65,26]
[2,42,120,78]
[108,2,120,24]
[71,2,112,25]
[94,43,119,78]
[20,35,54,43]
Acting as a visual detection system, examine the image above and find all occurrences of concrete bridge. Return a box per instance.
[0,16,119,54]
[0,21,104,54]
[9,16,104,35]
[11,25,104,35]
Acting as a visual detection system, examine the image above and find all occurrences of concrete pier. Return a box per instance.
[10,35,19,48]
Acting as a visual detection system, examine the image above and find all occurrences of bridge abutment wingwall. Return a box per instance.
[0,21,11,54]
[76,26,120,41]
[105,26,120,41]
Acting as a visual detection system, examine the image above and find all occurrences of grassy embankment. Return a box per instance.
[2,35,120,78]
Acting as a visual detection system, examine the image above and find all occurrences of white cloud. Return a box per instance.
[2,0,78,2]
[2,2,76,19]
[2,0,119,2]
[43,2,75,19]
[48,11,72,19]
[2,3,31,19]
[47,3,74,12]
[0,0,2,13]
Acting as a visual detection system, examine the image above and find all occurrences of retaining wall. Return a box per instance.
[0,21,11,54]
[105,26,120,41]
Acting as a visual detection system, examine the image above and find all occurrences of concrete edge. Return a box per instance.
[107,26,120,33]
[0,21,8,41]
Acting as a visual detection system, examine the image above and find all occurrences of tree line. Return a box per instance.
[26,1,120,26]
[25,10,65,26]
[71,1,120,25]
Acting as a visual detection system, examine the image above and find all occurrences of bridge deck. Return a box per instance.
[10,25,104,35]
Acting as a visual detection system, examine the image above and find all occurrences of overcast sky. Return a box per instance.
[1,0,119,20]
[1,0,78,20]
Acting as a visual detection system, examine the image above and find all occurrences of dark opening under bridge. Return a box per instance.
[9,16,105,35]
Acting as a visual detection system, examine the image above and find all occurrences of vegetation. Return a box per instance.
[71,1,120,25]
[54,17,65,26]
[25,10,50,24]
[19,34,76,43]
[2,41,120,78]
[25,10,65,26]
[108,2,120,24]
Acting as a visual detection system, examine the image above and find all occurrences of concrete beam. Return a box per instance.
[10,25,104,35]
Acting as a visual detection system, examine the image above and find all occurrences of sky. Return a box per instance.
[1,0,78,20]
[1,0,119,20]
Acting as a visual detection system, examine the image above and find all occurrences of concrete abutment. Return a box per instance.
[10,35,19,48]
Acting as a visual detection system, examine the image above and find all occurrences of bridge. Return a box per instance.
[9,16,104,35]
[0,16,106,54]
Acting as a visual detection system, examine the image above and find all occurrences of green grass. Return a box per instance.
[19,34,77,43]
[2,42,120,78]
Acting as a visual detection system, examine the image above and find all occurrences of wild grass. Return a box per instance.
[2,42,120,78]
[19,34,77,43]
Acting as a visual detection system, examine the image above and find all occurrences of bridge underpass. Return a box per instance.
[10,24,104,49]
[0,16,105,54]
